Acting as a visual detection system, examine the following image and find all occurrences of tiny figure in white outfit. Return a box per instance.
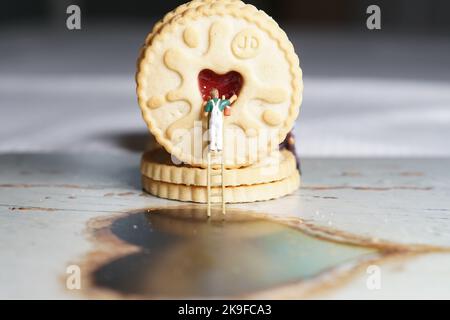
[203,88,237,152]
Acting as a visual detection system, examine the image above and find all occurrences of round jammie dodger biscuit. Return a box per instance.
[136,1,303,168]
[142,170,300,204]
[141,148,297,187]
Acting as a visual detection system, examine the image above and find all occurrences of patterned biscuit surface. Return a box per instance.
[137,0,245,74]
[141,148,296,186]
[144,0,244,46]
[142,170,300,203]
[136,2,303,168]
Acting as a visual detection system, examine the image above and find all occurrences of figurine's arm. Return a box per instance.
[229,94,238,104]
[203,100,211,118]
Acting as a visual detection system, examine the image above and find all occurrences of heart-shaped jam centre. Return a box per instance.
[198,69,243,101]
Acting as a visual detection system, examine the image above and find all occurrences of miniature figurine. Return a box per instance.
[203,88,237,152]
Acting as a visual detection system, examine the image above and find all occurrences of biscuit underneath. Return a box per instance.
[141,148,297,187]
[142,170,300,203]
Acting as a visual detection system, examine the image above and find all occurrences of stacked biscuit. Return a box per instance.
[140,147,300,203]
[136,0,303,203]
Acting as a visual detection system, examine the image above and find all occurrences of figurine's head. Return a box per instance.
[210,88,219,99]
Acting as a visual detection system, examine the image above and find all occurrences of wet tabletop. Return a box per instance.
[0,154,449,299]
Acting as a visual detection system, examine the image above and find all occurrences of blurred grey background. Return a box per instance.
[1,0,450,157]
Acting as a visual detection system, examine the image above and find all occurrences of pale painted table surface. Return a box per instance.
[1,26,450,299]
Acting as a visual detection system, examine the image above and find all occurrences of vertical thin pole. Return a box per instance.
[221,154,225,215]
[222,116,226,215]
[207,152,211,217]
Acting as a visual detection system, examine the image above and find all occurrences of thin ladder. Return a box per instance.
[207,150,225,217]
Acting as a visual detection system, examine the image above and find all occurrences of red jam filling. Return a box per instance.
[198,69,243,101]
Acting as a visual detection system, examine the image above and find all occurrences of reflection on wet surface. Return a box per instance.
[91,208,378,298]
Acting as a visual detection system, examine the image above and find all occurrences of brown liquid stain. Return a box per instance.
[248,252,425,299]
[117,192,135,196]
[313,196,338,199]
[341,172,362,177]
[102,192,137,197]
[71,205,449,300]
[399,171,424,177]
[9,206,58,212]
[277,216,445,252]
